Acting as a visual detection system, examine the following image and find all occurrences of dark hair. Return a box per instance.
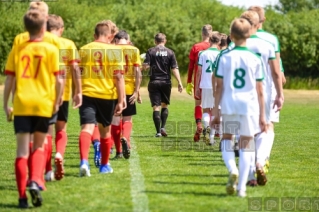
[226,35,232,46]
[114,30,129,40]
[154,33,166,43]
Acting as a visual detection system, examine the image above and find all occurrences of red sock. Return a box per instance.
[30,149,46,190]
[55,130,67,157]
[111,124,121,153]
[91,125,100,144]
[195,106,202,121]
[45,135,53,173]
[100,137,112,165]
[28,142,33,179]
[15,157,27,199]
[122,121,132,147]
[79,131,91,161]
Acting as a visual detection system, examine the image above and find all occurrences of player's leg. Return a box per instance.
[193,73,202,142]
[221,114,238,195]
[159,80,171,137]
[148,81,162,137]
[201,89,214,145]
[91,123,101,166]
[54,101,69,180]
[43,114,56,182]
[29,116,51,207]
[14,116,31,208]
[111,115,123,160]
[97,99,117,174]
[78,96,97,177]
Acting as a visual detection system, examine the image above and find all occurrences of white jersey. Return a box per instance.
[215,46,264,116]
[198,47,220,89]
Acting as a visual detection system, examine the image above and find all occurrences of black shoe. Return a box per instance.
[160,128,168,137]
[28,181,42,207]
[111,153,123,160]
[18,198,29,209]
[121,137,130,159]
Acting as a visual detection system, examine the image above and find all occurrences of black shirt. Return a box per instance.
[144,45,178,81]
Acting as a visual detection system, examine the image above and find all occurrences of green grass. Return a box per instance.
[0,89,319,212]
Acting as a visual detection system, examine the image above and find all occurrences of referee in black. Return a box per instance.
[143,33,183,137]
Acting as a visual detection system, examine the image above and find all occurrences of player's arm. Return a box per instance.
[268,58,284,111]
[256,81,266,132]
[114,71,125,116]
[213,77,223,126]
[142,51,150,71]
[52,49,65,112]
[171,52,183,93]
[129,66,142,105]
[3,50,15,120]
[195,65,202,99]
[187,46,196,84]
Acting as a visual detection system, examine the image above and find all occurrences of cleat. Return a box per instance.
[28,181,42,207]
[79,160,91,177]
[44,170,54,182]
[194,123,203,142]
[155,133,162,137]
[226,171,238,195]
[246,179,258,187]
[18,198,29,209]
[214,132,220,138]
[54,153,64,180]
[121,137,130,159]
[237,190,247,198]
[202,126,211,145]
[111,153,123,160]
[93,142,101,168]
[209,135,216,146]
[256,168,267,186]
[193,132,200,142]
[160,128,168,137]
[99,164,113,174]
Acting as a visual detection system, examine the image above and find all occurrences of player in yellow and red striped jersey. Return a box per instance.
[45,14,82,181]
[3,10,64,208]
[111,30,142,160]
[78,20,125,176]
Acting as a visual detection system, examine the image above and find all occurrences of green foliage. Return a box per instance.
[0,0,319,82]
[275,0,319,13]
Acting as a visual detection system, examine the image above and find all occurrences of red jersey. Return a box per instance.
[187,41,210,83]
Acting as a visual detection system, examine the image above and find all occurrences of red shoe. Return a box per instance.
[194,132,200,142]
[54,153,64,180]
[194,123,203,142]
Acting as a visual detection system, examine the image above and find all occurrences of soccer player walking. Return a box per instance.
[3,10,64,208]
[213,18,266,197]
[143,33,183,137]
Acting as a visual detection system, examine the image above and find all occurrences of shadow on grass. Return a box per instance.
[0,203,20,210]
[153,180,225,186]
[0,185,18,191]
[144,190,227,197]
[156,174,227,178]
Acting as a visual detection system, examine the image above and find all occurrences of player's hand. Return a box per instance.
[137,94,142,104]
[186,83,194,95]
[129,92,138,105]
[178,83,183,93]
[72,93,82,109]
[259,116,267,133]
[4,106,13,122]
[273,95,284,112]
[53,102,60,114]
[114,102,123,116]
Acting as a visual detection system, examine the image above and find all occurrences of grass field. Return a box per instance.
[0,87,319,212]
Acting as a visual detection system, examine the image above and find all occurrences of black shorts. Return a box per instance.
[49,113,58,125]
[148,80,172,107]
[14,116,50,134]
[79,95,116,127]
[122,94,137,117]
[57,101,69,122]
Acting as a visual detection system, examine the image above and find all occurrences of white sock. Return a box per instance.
[238,149,255,191]
[247,154,256,181]
[255,132,268,167]
[202,113,210,128]
[265,131,275,159]
[210,116,215,136]
[222,139,237,173]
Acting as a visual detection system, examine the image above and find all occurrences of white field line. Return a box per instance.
[129,134,149,212]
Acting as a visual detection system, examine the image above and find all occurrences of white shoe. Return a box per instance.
[226,170,238,195]
[45,170,54,182]
[79,163,91,177]
[209,135,215,145]
[237,190,247,198]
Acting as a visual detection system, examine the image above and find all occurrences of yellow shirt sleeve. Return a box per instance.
[4,49,15,76]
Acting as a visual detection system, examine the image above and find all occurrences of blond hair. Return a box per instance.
[209,31,221,44]
[47,14,64,31]
[24,9,46,36]
[230,18,251,40]
[202,24,213,37]
[248,6,265,23]
[28,1,49,15]
[240,10,259,26]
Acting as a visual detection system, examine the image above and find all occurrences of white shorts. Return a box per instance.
[222,114,260,136]
[201,88,214,109]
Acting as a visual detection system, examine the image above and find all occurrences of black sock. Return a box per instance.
[153,111,161,133]
[161,108,168,128]
[196,119,201,124]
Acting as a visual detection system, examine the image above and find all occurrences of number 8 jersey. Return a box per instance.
[5,41,60,117]
[215,46,264,115]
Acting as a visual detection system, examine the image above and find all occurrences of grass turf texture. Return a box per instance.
[0,87,319,211]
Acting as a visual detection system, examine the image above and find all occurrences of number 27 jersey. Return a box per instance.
[215,46,264,116]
